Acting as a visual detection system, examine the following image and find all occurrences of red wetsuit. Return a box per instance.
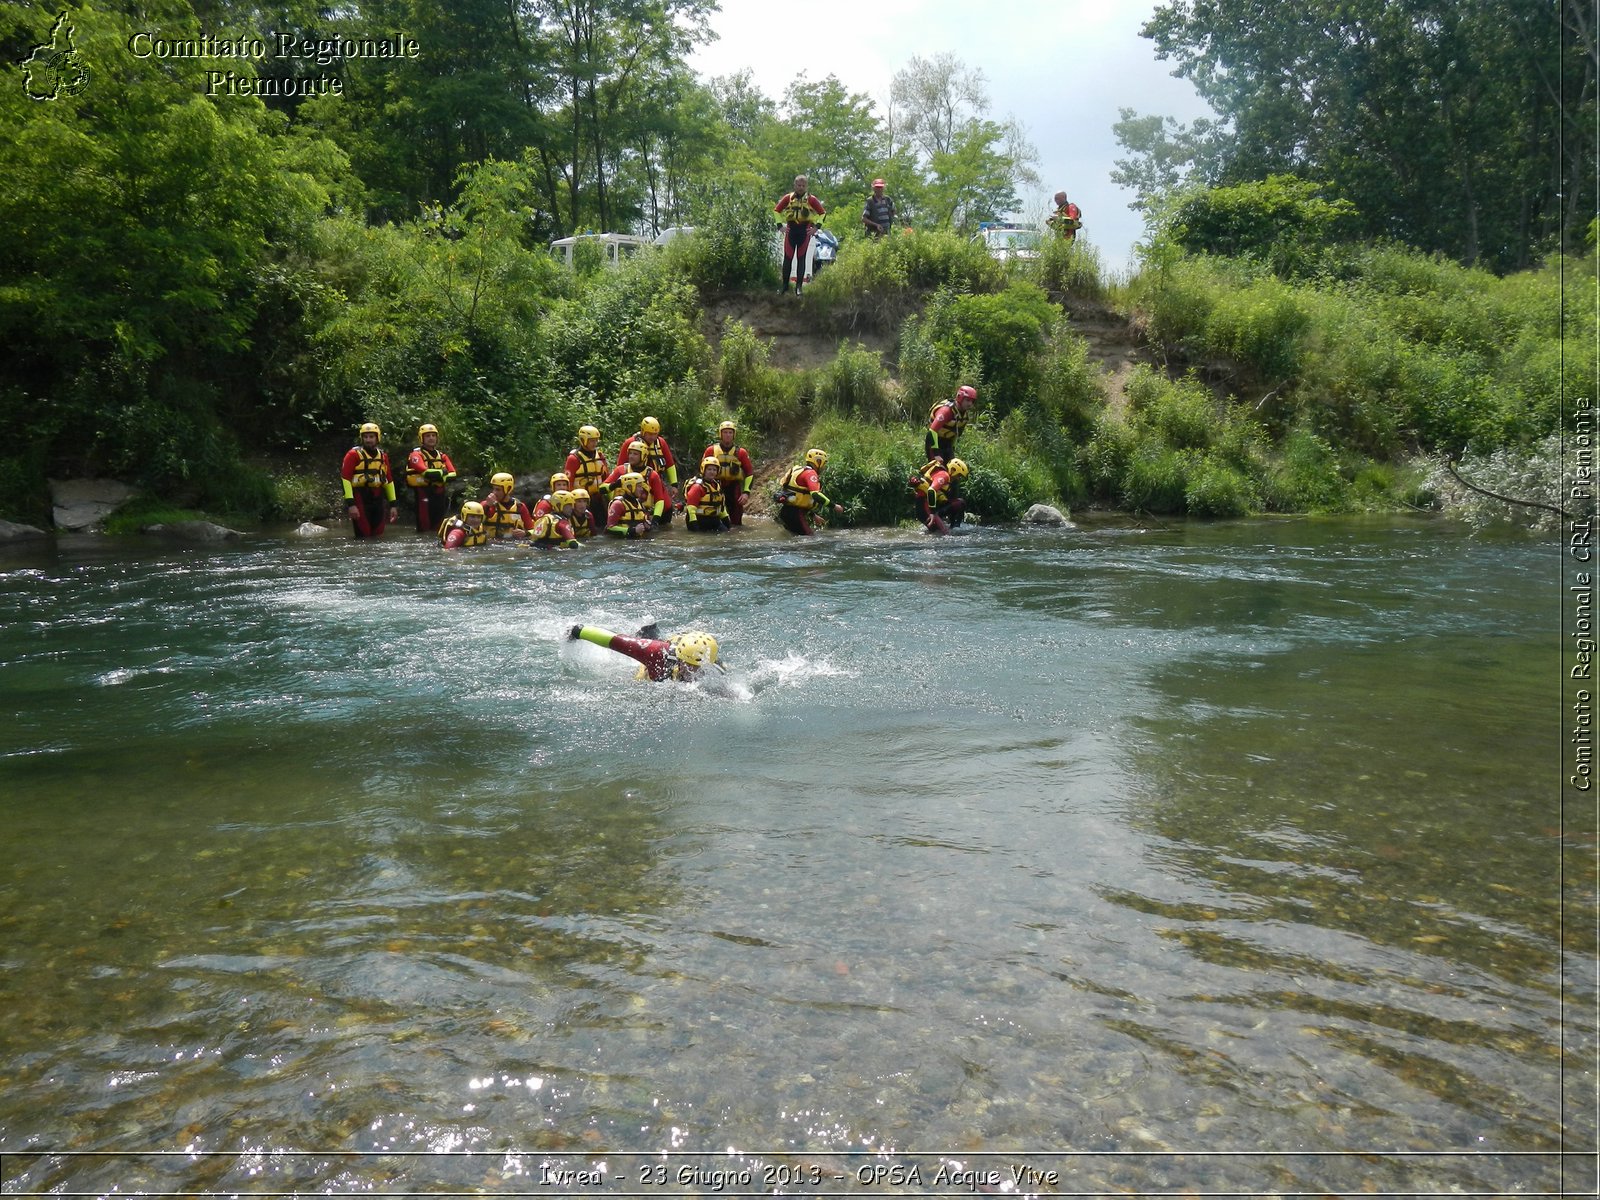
[341,445,397,538]
[910,462,966,534]
[776,463,829,536]
[565,446,610,508]
[776,190,826,289]
[481,493,534,539]
[572,626,684,681]
[926,400,972,464]
[404,445,457,534]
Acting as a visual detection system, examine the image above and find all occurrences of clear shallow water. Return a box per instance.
[0,516,1590,1196]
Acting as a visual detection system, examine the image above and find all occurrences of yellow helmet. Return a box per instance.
[578,424,600,448]
[570,487,590,503]
[804,448,828,472]
[947,458,969,479]
[671,631,722,671]
[549,471,571,491]
[551,489,574,512]
[620,471,645,493]
[418,423,439,438]
[359,422,381,437]
[640,416,661,435]
[700,456,720,474]
[625,440,647,461]
[718,420,737,435]
[490,471,515,491]
[460,500,485,518]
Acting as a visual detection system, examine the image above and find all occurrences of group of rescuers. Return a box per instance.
[339,383,982,550]
[775,175,1083,295]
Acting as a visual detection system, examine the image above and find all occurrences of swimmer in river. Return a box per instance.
[566,622,724,682]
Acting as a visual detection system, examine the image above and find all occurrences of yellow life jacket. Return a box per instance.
[778,464,816,509]
[609,491,652,529]
[928,401,969,441]
[915,460,951,505]
[710,445,747,485]
[406,447,451,489]
[483,494,526,538]
[782,194,819,224]
[437,517,488,548]
[530,512,571,545]
[349,447,389,489]
[570,447,608,494]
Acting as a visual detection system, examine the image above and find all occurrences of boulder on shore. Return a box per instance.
[1022,503,1074,528]
[294,522,331,537]
[0,519,49,542]
[49,478,136,531]
[140,520,245,542]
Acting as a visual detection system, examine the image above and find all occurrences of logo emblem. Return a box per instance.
[23,12,91,101]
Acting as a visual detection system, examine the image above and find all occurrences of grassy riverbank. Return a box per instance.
[15,199,1593,534]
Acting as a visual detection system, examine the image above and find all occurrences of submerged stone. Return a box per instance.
[140,520,244,542]
[0,519,48,542]
[1023,503,1073,527]
[294,522,331,537]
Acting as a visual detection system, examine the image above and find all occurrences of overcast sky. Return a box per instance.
[687,0,1215,276]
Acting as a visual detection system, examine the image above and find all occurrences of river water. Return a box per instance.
[0,516,1590,1196]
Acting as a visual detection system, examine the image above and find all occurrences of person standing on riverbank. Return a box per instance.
[775,448,843,536]
[926,385,977,465]
[565,425,610,514]
[862,178,895,238]
[683,457,730,533]
[341,422,399,538]
[404,423,457,535]
[704,421,755,525]
[775,175,825,294]
[1047,191,1082,242]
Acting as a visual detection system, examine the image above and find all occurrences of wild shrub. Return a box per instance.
[1121,442,1193,514]
[807,228,1005,333]
[1261,424,1350,512]
[1420,433,1571,532]
[1080,411,1138,501]
[815,343,898,423]
[1202,276,1311,386]
[897,309,964,414]
[1126,366,1216,450]
[1034,319,1105,442]
[1184,456,1258,518]
[1168,176,1360,277]
[1030,236,1109,304]
[679,186,777,291]
[922,283,1057,416]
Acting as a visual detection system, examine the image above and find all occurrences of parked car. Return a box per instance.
[549,232,653,268]
[772,227,840,286]
[653,225,697,246]
[973,222,1041,263]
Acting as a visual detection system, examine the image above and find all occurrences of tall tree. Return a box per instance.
[1141,0,1594,269]
[887,53,1038,230]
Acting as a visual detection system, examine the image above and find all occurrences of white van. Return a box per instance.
[549,232,653,268]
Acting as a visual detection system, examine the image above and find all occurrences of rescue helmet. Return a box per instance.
[955,385,977,406]
[671,631,723,672]
[418,423,439,438]
[626,440,646,461]
[460,500,485,519]
[490,471,515,491]
[570,487,590,504]
[718,420,738,435]
[551,489,574,513]
[578,424,600,449]
[640,416,661,436]
[947,458,970,479]
[359,421,381,438]
[804,448,828,472]
[700,456,720,475]
[620,471,645,493]
[872,178,886,189]
[549,470,571,491]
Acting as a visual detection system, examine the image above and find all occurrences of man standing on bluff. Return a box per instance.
[861,178,895,238]
[775,174,825,295]
[341,422,398,538]
[1047,191,1083,242]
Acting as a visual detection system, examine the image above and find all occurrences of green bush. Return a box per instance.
[1262,425,1350,512]
[1168,176,1360,276]
[1034,320,1105,441]
[679,186,778,291]
[1121,442,1193,514]
[922,283,1057,415]
[807,228,1004,333]
[1030,235,1110,303]
[1184,456,1258,517]
[815,343,901,423]
[1126,366,1216,450]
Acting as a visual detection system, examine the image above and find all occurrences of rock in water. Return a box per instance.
[1023,503,1073,527]
[294,522,331,537]
[140,520,245,542]
[0,519,48,542]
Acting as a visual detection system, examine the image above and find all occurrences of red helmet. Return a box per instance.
[956,385,977,405]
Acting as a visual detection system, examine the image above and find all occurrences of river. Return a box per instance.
[0,515,1589,1196]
